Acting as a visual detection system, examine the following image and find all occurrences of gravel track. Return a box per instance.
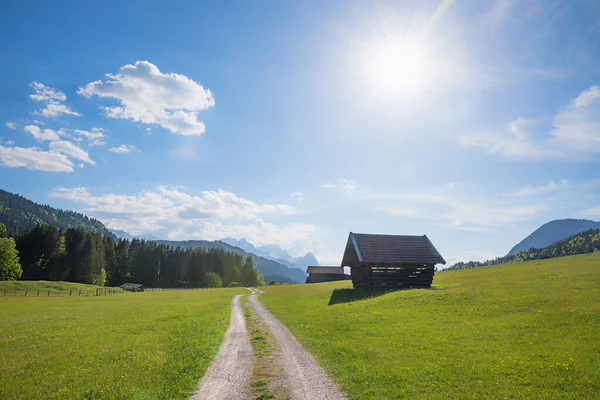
[190,294,253,400]
[248,289,347,400]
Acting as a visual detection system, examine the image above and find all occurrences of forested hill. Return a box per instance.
[157,240,307,283]
[448,229,600,270]
[508,219,600,256]
[0,189,110,236]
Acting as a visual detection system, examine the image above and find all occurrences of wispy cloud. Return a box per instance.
[5,122,16,130]
[29,82,81,118]
[291,192,304,203]
[460,85,600,160]
[372,187,549,231]
[109,144,137,154]
[321,178,356,192]
[505,179,569,197]
[78,61,214,136]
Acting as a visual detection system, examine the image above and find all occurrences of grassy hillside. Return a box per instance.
[260,253,600,399]
[0,288,243,399]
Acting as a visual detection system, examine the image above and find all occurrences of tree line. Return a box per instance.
[0,223,264,287]
[447,229,600,270]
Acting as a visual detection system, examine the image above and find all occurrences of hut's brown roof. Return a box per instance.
[342,232,446,265]
[306,266,345,275]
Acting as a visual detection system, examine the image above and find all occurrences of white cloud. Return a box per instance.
[23,125,63,142]
[0,145,73,172]
[506,179,569,197]
[49,140,95,165]
[78,61,215,135]
[48,186,311,248]
[29,82,81,118]
[73,128,105,146]
[5,122,16,130]
[291,192,304,202]
[321,178,356,192]
[460,86,600,160]
[109,144,137,153]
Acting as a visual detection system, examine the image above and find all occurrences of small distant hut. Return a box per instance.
[119,283,145,292]
[306,266,350,283]
[341,232,446,288]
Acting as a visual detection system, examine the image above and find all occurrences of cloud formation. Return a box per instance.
[49,186,313,249]
[29,82,81,118]
[460,86,600,160]
[78,61,215,136]
[5,122,16,130]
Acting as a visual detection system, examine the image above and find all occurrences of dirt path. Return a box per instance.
[247,288,347,400]
[190,294,253,400]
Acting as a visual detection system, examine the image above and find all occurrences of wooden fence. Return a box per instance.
[1,288,124,297]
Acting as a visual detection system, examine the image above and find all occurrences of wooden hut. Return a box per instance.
[119,283,144,292]
[341,232,446,288]
[306,266,350,283]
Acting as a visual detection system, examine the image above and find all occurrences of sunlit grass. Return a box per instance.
[261,253,600,399]
[0,288,243,399]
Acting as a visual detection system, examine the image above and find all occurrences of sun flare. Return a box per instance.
[364,38,433,95]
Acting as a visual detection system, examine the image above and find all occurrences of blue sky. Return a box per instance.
[1,0,600,265]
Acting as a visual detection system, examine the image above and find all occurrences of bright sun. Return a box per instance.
[364,38,432,95]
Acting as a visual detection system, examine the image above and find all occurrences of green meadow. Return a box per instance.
[0,287,243,399]
[0,280,119,296]
[261,253,600,399]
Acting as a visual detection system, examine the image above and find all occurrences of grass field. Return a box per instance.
[0,287,243,399]
[260,253,600,399]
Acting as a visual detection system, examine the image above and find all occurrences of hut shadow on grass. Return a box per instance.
[328,285,440,306]
[328,287,401,305]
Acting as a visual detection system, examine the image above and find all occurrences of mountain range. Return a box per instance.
[508,219,600,256]
[221,237,319,271]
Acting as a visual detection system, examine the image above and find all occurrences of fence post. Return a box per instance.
[37,289,39,297]
[47,290,50,297]
[70,290,72,296]
[58,290,60,297]
[25,288,27,296]
[79,290,81,296]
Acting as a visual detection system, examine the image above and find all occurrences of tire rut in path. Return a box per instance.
[248,289,347,400]
[190,294,253,400]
